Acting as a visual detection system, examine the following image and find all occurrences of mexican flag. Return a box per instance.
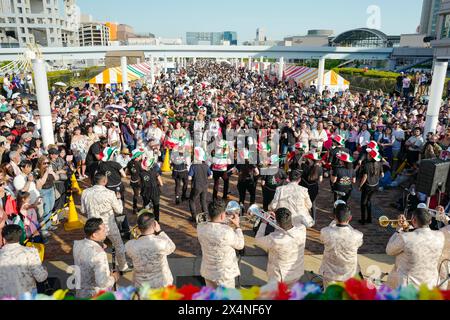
[165,136,188,149]
[258,142,271,153]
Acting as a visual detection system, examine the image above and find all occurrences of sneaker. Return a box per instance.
[175,197,180,205]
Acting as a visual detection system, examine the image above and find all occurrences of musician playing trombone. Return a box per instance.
[197,200,244,288]
[319,201,363,289]
[386,208,445,289]
[255,207,306,287]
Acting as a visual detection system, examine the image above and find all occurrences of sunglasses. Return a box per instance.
[44,162,50,165]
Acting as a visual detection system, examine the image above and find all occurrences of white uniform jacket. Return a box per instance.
[386,227,445,289]
[270,182,313,228]
[319,223,363,283]
[125,232,176,288]
[0,243,48,298]
[255,222,307,284]
[197,222,244,286]
[73,239,115,298]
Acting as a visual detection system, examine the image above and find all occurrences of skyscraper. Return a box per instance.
[419,0,442,36]
[186,31,237,45]
[256,27,266,42]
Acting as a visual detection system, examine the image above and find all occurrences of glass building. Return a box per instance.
[186,31,237,45]
[332,28,399,48]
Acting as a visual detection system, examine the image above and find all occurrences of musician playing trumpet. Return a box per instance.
[125,211,176,289]
[386,208,445,289]
[197,200,244,288]
[435,206,450,289]
[319,201,363,289]
[255,208,306,287]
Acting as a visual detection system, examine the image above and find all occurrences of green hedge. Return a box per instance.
[333,67,401,79]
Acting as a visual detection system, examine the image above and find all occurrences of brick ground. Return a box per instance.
[44,173,402,262]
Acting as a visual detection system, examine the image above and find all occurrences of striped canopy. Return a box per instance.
[89,62,155,85]
[284,65,350,92]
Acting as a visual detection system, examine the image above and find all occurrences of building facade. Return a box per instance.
[186,31,238,45]
[79,23,110,46]
[0,0,80,48]
[431,0,450,57]
[420,0,442,37]
[117,24,135,42]
[332,28,400,48]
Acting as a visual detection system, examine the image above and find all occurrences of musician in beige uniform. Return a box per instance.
[319,201,363,288]
[255,208,306,286]
[386,208,445,289]
[197,201,244,288]
[435,206,450,289]
[125,212,176,288]
[73,218,120,298]
[0,225,48,298]
[81,173,129,272]
[270,170,313,228]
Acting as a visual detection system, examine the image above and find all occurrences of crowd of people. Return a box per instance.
[0,60,449,298]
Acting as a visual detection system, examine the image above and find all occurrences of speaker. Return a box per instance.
[416,159,450,196]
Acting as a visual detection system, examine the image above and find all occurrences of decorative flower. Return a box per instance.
[344,278,377,300]
[289,282,321,300]
[375,285,400,300]
[91,291,116,300]
[398,285,418,300]
[322,284,346,300]
[192,286,215,301]
[114,286,136,301]
[178,284,201,300]
[214,287,242,300]
[418,285,443,301]
[53,289,69,301]
[240,286,260,301]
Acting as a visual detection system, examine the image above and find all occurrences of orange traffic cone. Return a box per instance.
[161,148,171,173]
[64,195,84,231]
[71,173,82,195]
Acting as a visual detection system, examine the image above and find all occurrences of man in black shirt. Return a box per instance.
[86,137,108,183]
[171,147,189,205]
[329,134,350,187]
[140,156,163,221]
[126,149,144,215]
[188,147,212,223]
[233,151,260,207]
[280,120,297,163]
[330,152,356,203]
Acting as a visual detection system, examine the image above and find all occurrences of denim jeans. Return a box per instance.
[40,187,55,231]
[281,144,295,162]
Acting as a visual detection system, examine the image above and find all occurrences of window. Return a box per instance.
[441,14,450,39]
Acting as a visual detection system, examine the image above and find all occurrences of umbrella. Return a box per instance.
[54,82,67,87]
[105,104,127,114]
[11,92,21,99]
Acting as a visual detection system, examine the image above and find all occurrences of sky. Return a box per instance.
[76,0,423,42]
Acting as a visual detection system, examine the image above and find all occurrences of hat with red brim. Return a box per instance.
[336,152,354,163]
[366,148,382,162]
[366,140,379,151]
[304,152,321,161]
[332,134,345,146]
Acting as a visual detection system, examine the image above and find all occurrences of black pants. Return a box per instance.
[262,187,276,211]
[131,182,140,212]
[237,180,256,206]
[189,188,208,220]
[360,185,378,222]
[142,193,161,221]
[173,172,188,200]
[107,184,131,236]
[213,171,229,200]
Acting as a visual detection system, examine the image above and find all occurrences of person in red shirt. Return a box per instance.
[11,120,26,143]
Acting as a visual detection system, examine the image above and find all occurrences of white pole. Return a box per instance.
[121,56,129,92]
[278,57,284,80]
[260,56,264,74]
[317,57,326,94]
[149,55,155,85]
[424,59,448,135]
[248,57,252,71]
[32,59,55,147]
[164,56,168,73]
[193,57,197,64]
[137,58,141,64]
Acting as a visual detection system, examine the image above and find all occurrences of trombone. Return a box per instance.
[247,205,295,238]
[378,216,412,229]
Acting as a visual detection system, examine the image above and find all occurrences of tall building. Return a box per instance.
[79,23,110,46]
[256,27,266,42]
[105,22,118,41]
[431,0,450,55]
[186,31,238,45]
[0,0,80,48]
[419,0,442,36]
[117,24,135,42]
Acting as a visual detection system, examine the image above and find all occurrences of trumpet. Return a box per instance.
[378,216,412,229]
[247,205,294,238]
[131,225,141,239]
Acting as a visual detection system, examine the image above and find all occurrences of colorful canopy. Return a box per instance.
[89,62,155,85]
[284,65,350,93]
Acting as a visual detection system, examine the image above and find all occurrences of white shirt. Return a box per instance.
[393,129,405,150]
